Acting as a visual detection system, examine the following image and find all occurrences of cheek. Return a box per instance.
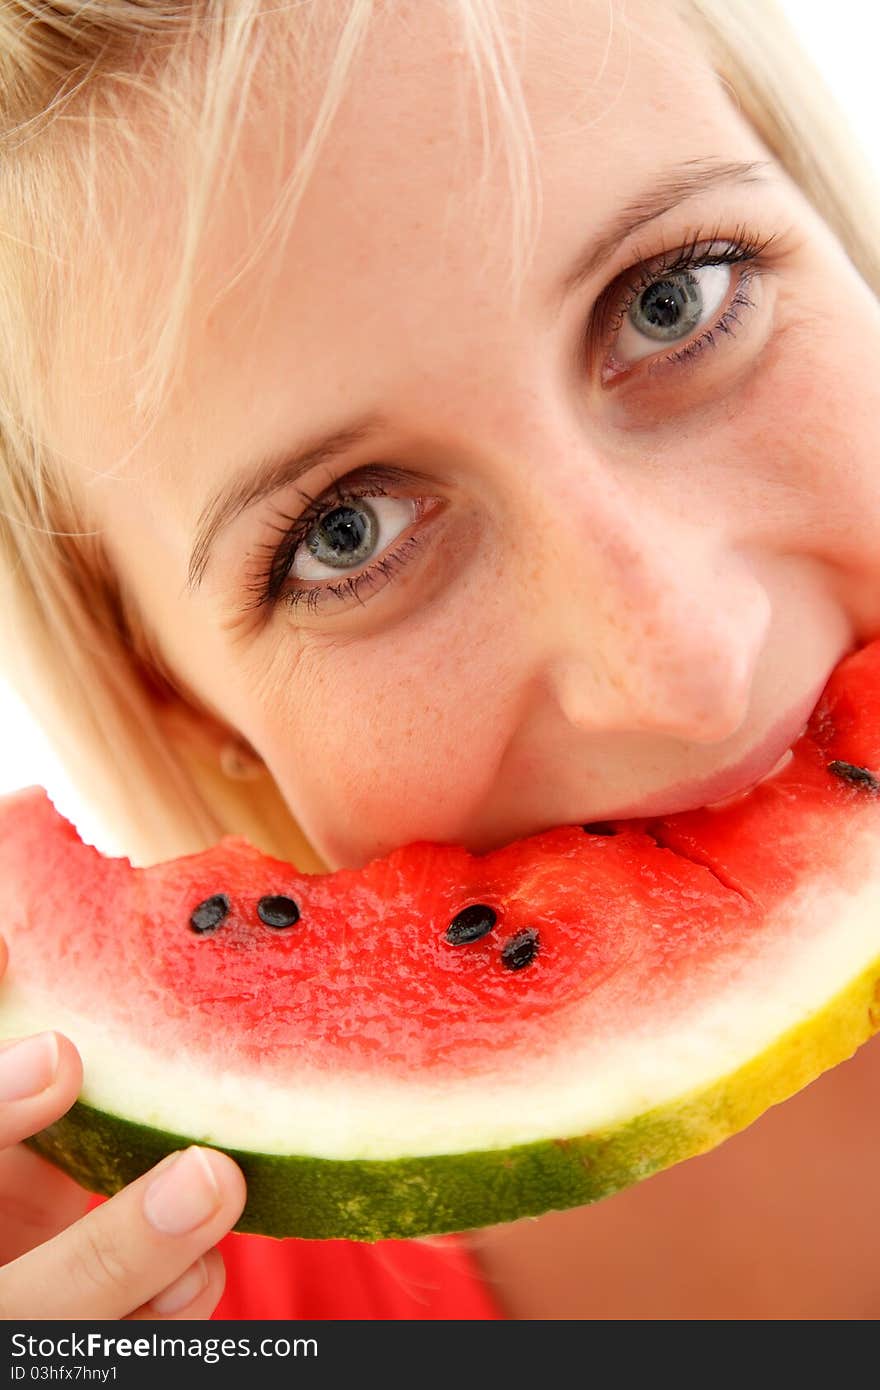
[697,278,880,647]
[727,296,880,569]
[255,610,521,868]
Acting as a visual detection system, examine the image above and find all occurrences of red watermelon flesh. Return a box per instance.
[0,638,879,1241]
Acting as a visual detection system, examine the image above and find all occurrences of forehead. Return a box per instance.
[54,0,765,536]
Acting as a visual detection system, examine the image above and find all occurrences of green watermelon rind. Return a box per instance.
[25,953,880,1241]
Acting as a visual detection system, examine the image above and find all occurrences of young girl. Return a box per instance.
[1,0,878,1320]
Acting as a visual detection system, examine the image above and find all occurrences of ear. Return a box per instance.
[134,659,329,872]
[144,682,265,782]
[114,580,265,779]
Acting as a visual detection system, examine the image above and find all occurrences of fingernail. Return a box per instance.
[151,1256,209,1315]
[0,1033,59,1101]
[144,1147,222,1235]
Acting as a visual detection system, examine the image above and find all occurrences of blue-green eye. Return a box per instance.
[601,227,776,378]
[291,495,418,582]
[242,467,438,618]
[618,263,731,361]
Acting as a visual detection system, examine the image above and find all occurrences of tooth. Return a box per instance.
[705,748,794,812]
[759,748,794,783]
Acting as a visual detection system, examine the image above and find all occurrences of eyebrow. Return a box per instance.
[187,156,771,594]
[556,155,772,301]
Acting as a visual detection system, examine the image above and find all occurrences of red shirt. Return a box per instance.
[213,1228,506,1320]
[86,1193,505,1319]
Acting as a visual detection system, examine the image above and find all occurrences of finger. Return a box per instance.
[0,1144,91,1263]
[0,1031,83,1148]
[0,1031,87,1262]
[0,1146,247,1320]
[127,1248,226,1321]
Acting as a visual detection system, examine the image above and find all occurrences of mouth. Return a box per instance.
[595,672,832,823]
[702,745,796,811]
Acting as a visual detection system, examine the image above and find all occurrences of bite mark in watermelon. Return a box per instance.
[1,641,880,1240]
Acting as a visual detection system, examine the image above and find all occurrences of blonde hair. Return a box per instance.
[0,0,877,869]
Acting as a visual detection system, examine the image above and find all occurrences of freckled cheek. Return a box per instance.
[754,341,880,642]
[259,617,521,861]
[728,312,880,558]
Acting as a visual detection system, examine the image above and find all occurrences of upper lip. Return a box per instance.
[604,671,832,821]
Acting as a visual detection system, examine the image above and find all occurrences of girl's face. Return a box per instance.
[55,0,880,870]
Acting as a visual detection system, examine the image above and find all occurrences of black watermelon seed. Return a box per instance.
[257,895,301,929]
[501,927,540,971]
[189,893,230,934]
[827,760,880,793]
[445,904,497,945]
[582,821,617,835]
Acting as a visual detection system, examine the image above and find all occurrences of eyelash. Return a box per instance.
[596,221,776,372]
[245,466,430,615]
[247,223,778,616]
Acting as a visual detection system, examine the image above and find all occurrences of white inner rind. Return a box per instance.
[3,825,879,1160]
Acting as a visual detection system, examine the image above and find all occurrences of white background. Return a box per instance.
[1,0,878,852]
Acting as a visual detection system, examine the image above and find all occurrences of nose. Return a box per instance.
[519,476,772,744]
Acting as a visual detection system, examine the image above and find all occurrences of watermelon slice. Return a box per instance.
[1,640,879,1242]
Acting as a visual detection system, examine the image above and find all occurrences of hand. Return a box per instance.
[0,935,247,1319]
